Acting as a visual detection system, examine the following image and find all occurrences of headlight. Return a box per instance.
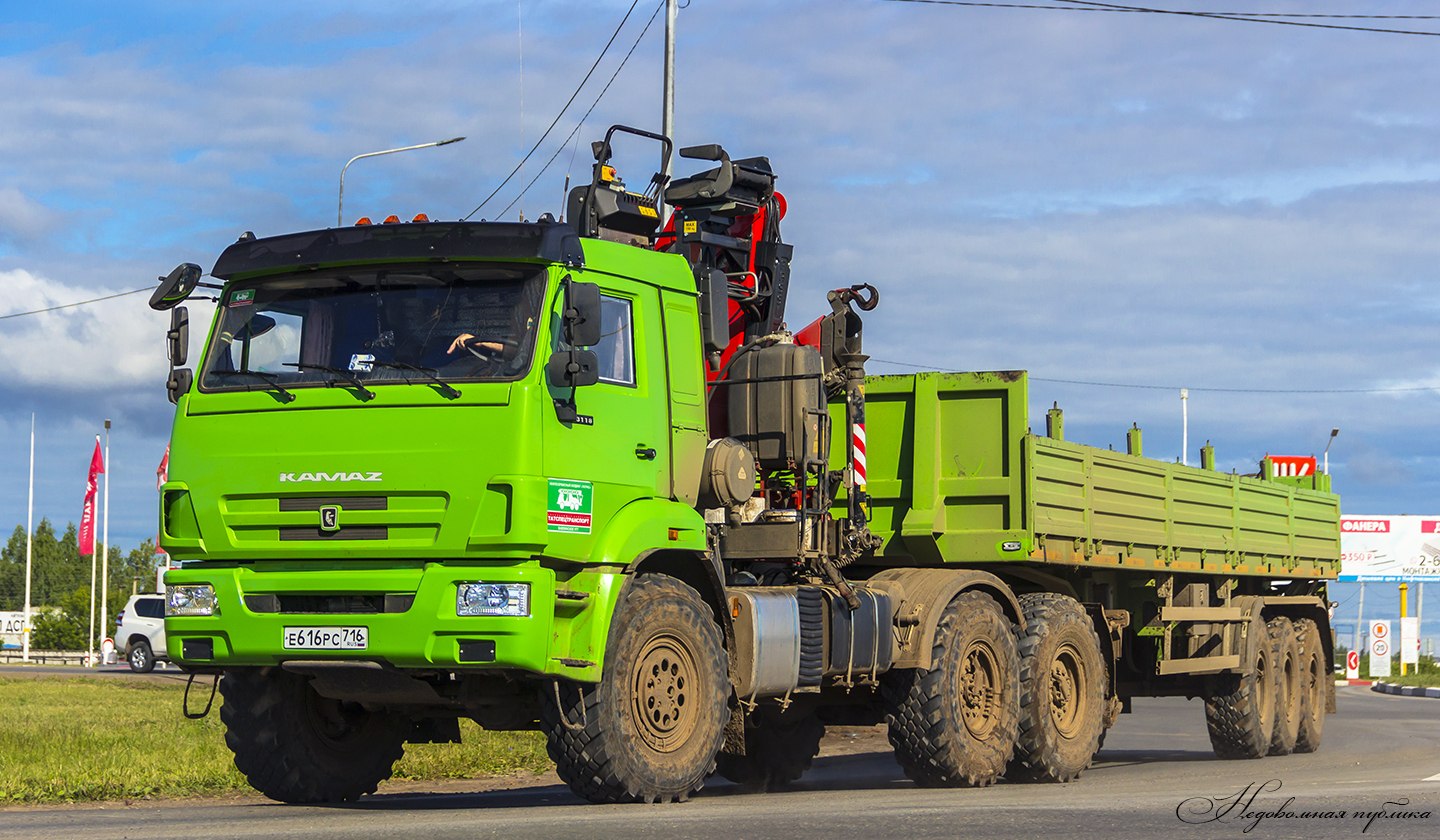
[167,584,217,617]
[457,582,530,617]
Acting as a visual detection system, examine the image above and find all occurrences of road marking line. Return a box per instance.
[1425,773,1440,782]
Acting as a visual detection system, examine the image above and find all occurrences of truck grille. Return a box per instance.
[244,593,416,614]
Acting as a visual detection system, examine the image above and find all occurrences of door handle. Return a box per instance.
[635,445,657,461]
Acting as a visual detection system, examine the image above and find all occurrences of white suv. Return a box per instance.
[116,594,168,672]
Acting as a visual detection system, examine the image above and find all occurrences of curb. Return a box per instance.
[1370,681,1440,699]
[1336,679,1373,687]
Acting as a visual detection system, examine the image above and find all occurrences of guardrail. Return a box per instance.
[0,650,94,666]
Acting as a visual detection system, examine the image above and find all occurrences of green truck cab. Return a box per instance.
[155,128,1339,807]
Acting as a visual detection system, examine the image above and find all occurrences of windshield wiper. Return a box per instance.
[368,361,462,399]
[211,369,296,403]
[281,363,376,401]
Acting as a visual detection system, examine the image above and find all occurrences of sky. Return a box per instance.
[1,0,1437,649]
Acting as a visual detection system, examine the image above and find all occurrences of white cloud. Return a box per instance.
[0,269,173,392]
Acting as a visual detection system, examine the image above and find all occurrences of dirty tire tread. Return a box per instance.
[1204,611,1277,760]
[1005,593,1105,783]
[715,708,825,791]
[1293,618,1326,753]
[219,667,407,803]
[883,590,1020,788]
[1267,617,1301,756]
[541,574,729,804]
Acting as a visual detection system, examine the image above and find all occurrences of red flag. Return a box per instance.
[79,436,104,557]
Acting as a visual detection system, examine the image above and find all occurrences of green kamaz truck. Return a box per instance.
[153,127,1339,804]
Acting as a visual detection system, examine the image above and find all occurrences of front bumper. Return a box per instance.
[165,560,604,679]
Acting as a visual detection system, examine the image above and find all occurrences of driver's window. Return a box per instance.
[595,295,634,386]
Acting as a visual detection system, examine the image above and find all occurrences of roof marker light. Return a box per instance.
[354,217,372,226]
[412,213,430,223]
[382,215,400,224]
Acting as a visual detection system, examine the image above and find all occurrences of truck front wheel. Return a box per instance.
[541,574,729,803]
[1005,593,1105,783]
[219,668,408,803]
[883,590,1020,787]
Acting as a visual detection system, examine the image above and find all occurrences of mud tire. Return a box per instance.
[1268,617,1301,756]
[219,667,407,803]
[1293,618,1326,753]
[1005,593,1105,783]
[541,574,729,803]
[1204,611,1281,759]
[883,590,1020,787]
[715,706,825,791]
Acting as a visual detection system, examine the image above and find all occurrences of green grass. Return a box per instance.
[0,676,551,804]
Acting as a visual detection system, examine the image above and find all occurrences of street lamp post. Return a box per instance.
[337,137,466,227]
[1323,427,1339,474]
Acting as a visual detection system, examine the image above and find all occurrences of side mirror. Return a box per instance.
[149,263,203,311]
[698,268,728,354]
[547,350,599,388]
[562,279,602,347]
[166,306,189,367]
[166,368,193,405]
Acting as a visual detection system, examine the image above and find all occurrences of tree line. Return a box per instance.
[0,519,162,650]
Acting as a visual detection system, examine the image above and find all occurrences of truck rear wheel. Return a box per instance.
[219,667,407,803]
[883,590,1020,787]
[1268,617,1301,756]
[1293,618,1326,753]
[715,706,825,791]
[1005,593,1104,783]
[541,574,729,804]
[1204,611,1280,759]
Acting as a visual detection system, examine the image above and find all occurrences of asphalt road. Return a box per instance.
[2,686,1437,839]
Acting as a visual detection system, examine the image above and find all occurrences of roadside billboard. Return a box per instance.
[0,611,24,649]
[1339,515,1440,581]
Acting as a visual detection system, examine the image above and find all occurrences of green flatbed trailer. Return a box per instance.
[155,131,1339,807]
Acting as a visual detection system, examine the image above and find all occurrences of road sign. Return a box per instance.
[1401,617,1420,665]
[1369,620,1392,677]
[1345,649,1360,680]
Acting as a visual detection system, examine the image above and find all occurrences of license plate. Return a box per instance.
[282,626,368,650]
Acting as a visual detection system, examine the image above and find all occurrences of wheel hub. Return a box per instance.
[631,633,697,753]
[959,640,1001,739]
[1049,643,1086,739]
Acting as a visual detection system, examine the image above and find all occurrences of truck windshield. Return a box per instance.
[199,264,547,393]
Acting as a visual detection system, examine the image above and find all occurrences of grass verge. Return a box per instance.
[0,676,551,805]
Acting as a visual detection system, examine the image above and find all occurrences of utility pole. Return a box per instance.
[660,0,678,225]
[22,413,34,662]
[1180,388,1189,466]
[100,418,111,661]
[1354,581,1366,659]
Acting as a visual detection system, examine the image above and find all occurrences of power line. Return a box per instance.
[462,0,651,221]
[0,288,150,320]
[499,0,667,218]
[885,0,1440,35]
[868,357,1440,394]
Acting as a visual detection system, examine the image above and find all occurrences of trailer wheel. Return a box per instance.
[883,590,1020,787]
[1268,617,1301,756]
[1005,593,1105,783]
[219,667,407,803]
[1204,611,1280,759]
[541,574,729,804]
[715,706,825,791]
[1293,618,1326,753]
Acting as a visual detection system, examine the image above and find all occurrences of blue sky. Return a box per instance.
[2,0,1438,649]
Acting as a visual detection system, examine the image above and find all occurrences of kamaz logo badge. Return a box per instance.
[279,472,383,483]
[318,505,340,532]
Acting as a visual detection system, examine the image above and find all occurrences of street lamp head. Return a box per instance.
[1330,428,1340,439]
